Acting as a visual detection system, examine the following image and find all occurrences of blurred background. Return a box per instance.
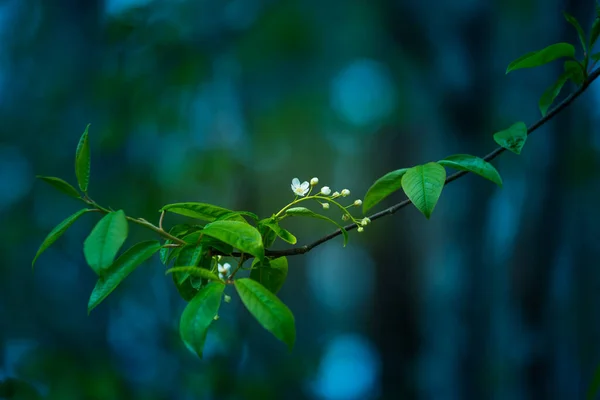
[1,0,600,399]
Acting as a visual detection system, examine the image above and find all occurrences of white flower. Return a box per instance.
[310,177,319,186]
[322,202,330,210]
[224,294,231,303]
[218,263,232,278]
[360,217,371,226]
[332,191,340,197]
[291,178,310,196]
[219,272,226,279]
[357,226,364,233]
[341,189,350,197]
[354,199,362,206]
[320,186,331,195]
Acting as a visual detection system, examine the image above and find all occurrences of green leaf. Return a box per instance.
[218,211,259,222]
[258,222,278,248]
[564,60,584,86]
[437,154,502,187]
[285,207,349,246]
[493,122,528,155]
[563,12,587,53]
[362,168,409,213]
[538,71,571,116]
[591,52,600,62]
[179,282,225,358]
[590,18,600,48]
[75,123,91,193]
[260,220,297,245]
[36,176,81,199]
[166,266,221,282]
[250,257,288,294]
[201,220,264,260]
[401,162,446,219]
[83,210,129,275]
[172,272,198,301]
[587,362,600,400]
[160,202,245,223]
[506,43,575,74]
[235,278,295,351]
[88,240,161,313]
[32,209,91,268]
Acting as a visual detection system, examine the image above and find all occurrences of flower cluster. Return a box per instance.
[285,177,370,232]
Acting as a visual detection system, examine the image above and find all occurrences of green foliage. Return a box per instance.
[83,210,129,275]
[401,162,446,219]
[235,278,295,351]
[362,168,409,213]
[564,60,585,85]
[250,257,288,294]
[75,124,91,193]
[88,241,161,313]
[166,266,221,282]
[538,72,571,116]
[285,207,349,246]
[590,15,600,48]
[587,363,600,400]
[36,176,81,199]
[179,282,225,358]
[493,122,528,154]
[437,154,502,187]
[258,218,297,245]
[160,202,246,223]
[563,12,587,54]
[32,209,91,267]
[506,43,575,74]
[201,220,265,260]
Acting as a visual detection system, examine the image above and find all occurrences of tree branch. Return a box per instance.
[263,68,600,258]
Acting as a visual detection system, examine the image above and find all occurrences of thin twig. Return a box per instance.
[260,68,600,258]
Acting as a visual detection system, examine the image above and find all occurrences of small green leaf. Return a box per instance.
[587,362,600,400]
[250,257,288,294]
[493,122,528,155]
[235,278,295,351]
[258,222,278,248]
[160,202,245,223]
[285,207,349,246]
[36,176,81,199]
[166,266,221,282]
[438,154,502,187]
[88,240,161,313]
[260,220,297,245]
[564,60,584,86]
[179,282,225,358]
[362,168,409,213]
[84,210,129,275]
[75,124,91,193]
[591,52,600,62]
[563,12,587,53]
[590,18,600,48]
[32,209,91,268]
[401,162,446,219]
[538,71,571,116]
[172,272,198,301]
[201,220,264,260]
[506,43,575,74]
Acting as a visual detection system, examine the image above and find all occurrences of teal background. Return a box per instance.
[2,0,600,399]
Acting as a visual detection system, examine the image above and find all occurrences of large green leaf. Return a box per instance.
[36,176,81,199]
[250,257,288,294]
[84,210,129,275]
[201,220,264,260]
[401,162,446,219]
[538,71,571,116]
[438,155,502,187]
[563,12,587,53]
[235,278,295,351]
[587,362,600,400]
[493,122,528,155]
[362,168,409,213]
[285,207,349,246]
[172,272,198,302]
[88,240,161,313]
[217,211,259,222]
[506,43,575,74]
[260,219,297,245]
[32,209,91,268]
[179,282,225,358]
[166,266,221,282]
[75,124,91,193]
[160,202,245,223]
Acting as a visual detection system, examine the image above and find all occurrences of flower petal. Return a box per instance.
[292,178,300,187]
[300,181,309,190]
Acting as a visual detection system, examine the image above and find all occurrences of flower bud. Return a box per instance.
[322,202,330,210]
[310,177,319,186]
[224,295,231,303]
[342,214,349,221]
[341,189,350,197]
[360,217,371,226]
[321,186,331,195]
[354,199,362,206]
[357,226,364,232]
[332,191,340,197]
